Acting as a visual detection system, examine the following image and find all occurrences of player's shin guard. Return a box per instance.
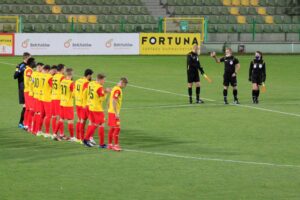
[23,109,29,127]
[108,127,115,144]
[76,122,81,139]
[44,116,51,134]
[28,110,35,132]
[113,127,121,145]
[233,89,238,100]
[98,126,105,146]
[68,123,74,138]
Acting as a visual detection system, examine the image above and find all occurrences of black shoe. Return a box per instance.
[224,99,229,104]
[196,99,204,104]
[99,144,107,149]
[189,97,193,104]
[83,140,93,147]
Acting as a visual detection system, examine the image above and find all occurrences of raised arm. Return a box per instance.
[210,52,221,63]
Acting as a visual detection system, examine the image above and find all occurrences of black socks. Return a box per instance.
[19,107,25,124]
[196,87,200,101]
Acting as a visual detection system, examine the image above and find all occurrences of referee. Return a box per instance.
[249,51,266,104]
[211,48,240,104]
[187,45,205,104]
[13,52,31,128]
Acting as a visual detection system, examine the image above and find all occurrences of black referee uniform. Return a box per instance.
[187,51,205,103]
[220,55,239,104]
[13,62,27,126]
[249,58,266,103]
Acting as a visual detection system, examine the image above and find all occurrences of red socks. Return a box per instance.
[76,122,81,139]
[98,126,105,145]
[108,127,115,144]
[44,116,51,134]
[54,121,64,136]
[51,117,57,133]
[113,127,120,145]
[68,123,74,138]
[84,125,96,140]
[80,120,86,140]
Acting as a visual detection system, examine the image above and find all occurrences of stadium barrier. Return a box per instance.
[4,33,300,56]
[14,33,140,55]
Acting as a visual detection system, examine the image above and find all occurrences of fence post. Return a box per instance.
[19,16,22,33]
[204,17,208,42]
[252,18,256,41]
[120,18,125,32]
[71,17,74,33]
[158,17,163,33]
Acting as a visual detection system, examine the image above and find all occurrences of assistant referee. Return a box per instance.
[186,45,205,104]
[13,52,31,128]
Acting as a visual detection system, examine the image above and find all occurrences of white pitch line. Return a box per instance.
[105,80,216,102]
[232,104,300,117]
[1,61,300,118]
[124,148,300,169]
[122,103,223,110]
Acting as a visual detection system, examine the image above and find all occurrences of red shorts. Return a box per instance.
[43,101,52,117]
[88,111,105,125]
[76,106,89,120]
[60,106,74,120]
[34,99,43,113]
[81,107,89,120]
[108,113,120,127]
[51,100,61,116]
[76,106,82,119]
[28,95,34,110]
[24,92,29,108]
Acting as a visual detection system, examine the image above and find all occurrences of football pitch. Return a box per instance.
[0,55,299,200]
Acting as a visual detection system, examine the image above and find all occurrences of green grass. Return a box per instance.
[0,55,300,200]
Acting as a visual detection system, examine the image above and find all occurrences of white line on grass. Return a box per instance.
[1,61,299,118]
[124,148,300,169]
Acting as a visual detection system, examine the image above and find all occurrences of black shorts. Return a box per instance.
[18,83,25,104]
[187,71,200,83]
[223,73,237,87]
[251,74,263,85]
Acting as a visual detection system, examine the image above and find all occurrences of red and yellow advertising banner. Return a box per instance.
[0,33,15,56]
[140,33,201,55]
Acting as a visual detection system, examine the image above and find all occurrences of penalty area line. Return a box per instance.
[124,148,300,169]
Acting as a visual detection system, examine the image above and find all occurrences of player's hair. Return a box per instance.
[23,52,30,60]
[65,68,73,76]
[43,65,51,71]
[27,57,36,68]
[57,64,65,71]
[256,51,263,59]
[36,63,44,66]
[120,77,128,84]
[97,73,106,80]
[84,69,94,77]
[51,65,58,70]
[225,48,232,53]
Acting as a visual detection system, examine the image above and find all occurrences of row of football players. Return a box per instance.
[22,57,128,151]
